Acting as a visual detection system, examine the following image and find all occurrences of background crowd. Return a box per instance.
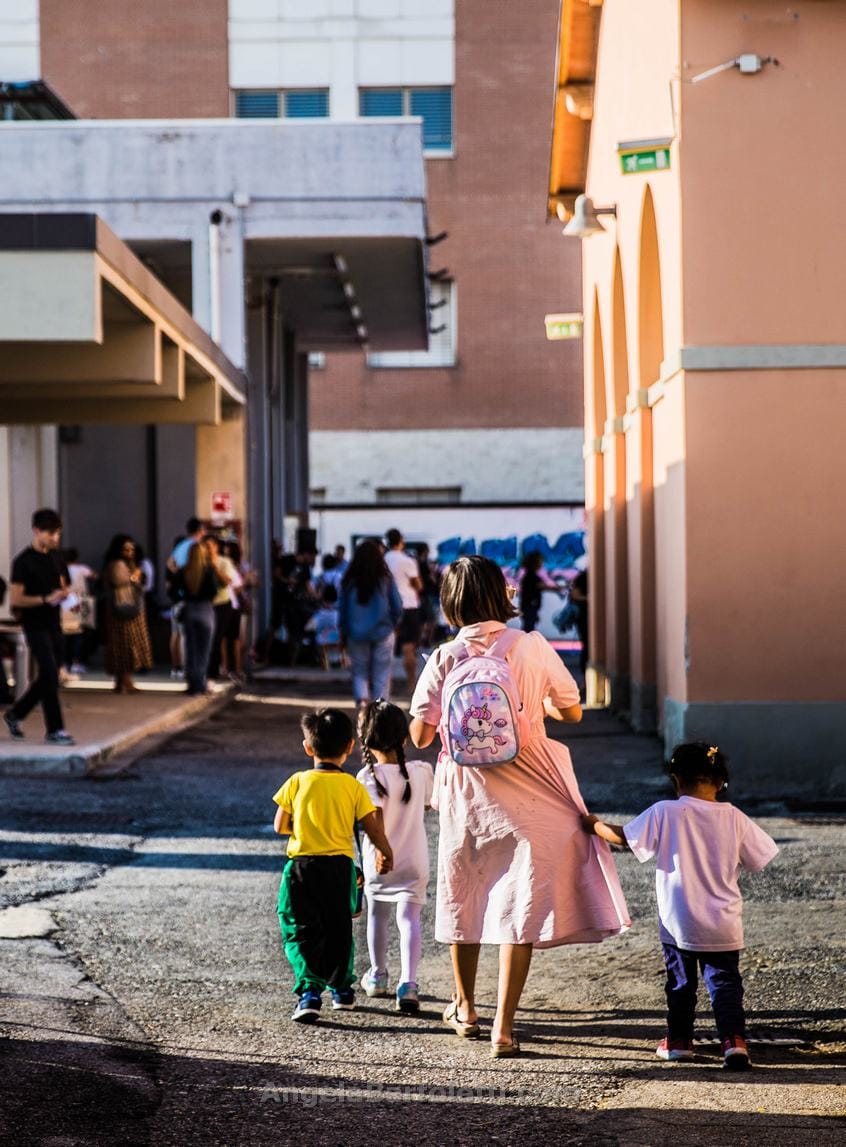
[2,512,588,718]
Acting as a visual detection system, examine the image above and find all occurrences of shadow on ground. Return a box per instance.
[1,1029,844,1147]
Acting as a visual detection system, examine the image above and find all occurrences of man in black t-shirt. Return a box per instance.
[4,508,75,745]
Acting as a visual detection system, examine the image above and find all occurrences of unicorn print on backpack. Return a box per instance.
[457,701,509,756]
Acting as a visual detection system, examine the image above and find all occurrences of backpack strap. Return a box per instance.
[488,627,523,659]
[451,626,522,663]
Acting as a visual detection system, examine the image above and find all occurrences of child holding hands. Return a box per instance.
[356,700,434,1014]
[273,707,393,1024]
[583,742,778,1069]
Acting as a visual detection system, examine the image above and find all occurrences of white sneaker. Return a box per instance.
[361,970,390,998]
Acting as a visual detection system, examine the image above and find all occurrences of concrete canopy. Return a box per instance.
[0,214,246,426]
[0,118,431,360]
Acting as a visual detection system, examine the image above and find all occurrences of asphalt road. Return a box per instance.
[0,682,843,1146]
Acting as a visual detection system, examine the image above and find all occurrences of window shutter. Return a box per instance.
[359,88,403,117]
[235,91,280,118]
[410,87,453,152]
[285,90,329,118]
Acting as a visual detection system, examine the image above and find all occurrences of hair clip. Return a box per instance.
[706,745,719,760]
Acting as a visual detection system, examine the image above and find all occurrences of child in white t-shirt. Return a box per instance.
[356,700,434,1014]
[583,742,778,1070]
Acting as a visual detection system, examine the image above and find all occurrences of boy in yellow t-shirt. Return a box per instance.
[273,707,393,1023]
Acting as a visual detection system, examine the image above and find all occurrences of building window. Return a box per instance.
[359,86,453,154]
[375,487,462,505]
[368,279,456,369]
[234,89,330,119]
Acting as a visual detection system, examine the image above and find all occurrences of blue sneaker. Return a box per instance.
[330,988,356,1011]
[291,992,322,1024]
[395,982,420,1014]
[361,970,390,998]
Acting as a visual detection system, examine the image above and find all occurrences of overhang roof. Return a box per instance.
[0,118,431,355]
[548,0,602,219]
[0,213,246,426]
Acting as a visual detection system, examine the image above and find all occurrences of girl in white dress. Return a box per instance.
[356,700,434,1013]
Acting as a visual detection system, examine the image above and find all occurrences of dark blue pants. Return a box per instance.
[183,601,215,695]
[662,943,745,1041]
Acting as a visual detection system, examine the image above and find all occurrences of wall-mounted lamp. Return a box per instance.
[562,194,617,239]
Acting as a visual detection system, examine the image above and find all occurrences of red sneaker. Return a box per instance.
[656,1037,694,1061]
[721,1035,751,1070]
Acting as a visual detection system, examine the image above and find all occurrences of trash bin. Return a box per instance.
[0,623,30,701]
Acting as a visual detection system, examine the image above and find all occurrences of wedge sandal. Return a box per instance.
[491,1035,521,1059]
[442,1000,481,1039]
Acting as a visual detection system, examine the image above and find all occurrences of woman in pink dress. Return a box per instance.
[409,556,629,1057]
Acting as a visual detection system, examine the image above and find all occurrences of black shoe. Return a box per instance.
[45,730,76,746]
[3,711,24,740]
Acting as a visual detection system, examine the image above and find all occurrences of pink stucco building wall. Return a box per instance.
[577,0,846,792]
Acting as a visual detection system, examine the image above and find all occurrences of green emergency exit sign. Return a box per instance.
[545,313,583,341]
[618,138,672,175]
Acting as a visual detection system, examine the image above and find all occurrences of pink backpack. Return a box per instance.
[438,628,532,766]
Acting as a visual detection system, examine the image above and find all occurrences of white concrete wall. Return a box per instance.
[228,0,454,116]
[0,0,39,82]
[309,427,585,504]
[0,426,59,588]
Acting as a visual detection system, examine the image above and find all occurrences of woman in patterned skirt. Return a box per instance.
[103,535,153,693]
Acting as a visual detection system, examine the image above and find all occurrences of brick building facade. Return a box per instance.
[4,1,584,512]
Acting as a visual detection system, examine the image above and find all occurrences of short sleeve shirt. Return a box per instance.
[170,537,196,570]
[624,797,778,951]
[11,547,67,632]
[272,769,377,859]
[213,555,238,607]
[385,549,421,609]
[355,759,434,903]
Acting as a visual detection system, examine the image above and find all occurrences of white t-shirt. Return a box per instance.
[67,562,95,596]
[385,549,421,610]
[624,796,778,951]
[356,758,434,904]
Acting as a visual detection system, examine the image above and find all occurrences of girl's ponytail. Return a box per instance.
[395,740,412,804]
[361,741,388,799]
[358,698,412,804]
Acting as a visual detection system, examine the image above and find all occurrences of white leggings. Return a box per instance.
[366,897,423,986]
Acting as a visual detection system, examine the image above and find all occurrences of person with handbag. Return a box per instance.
[103,535,153,694]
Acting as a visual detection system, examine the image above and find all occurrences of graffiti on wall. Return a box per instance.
[435,531,586,577]
[432,532,587,639]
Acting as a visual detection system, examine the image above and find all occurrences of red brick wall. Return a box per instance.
[40,0,229,119]
[310,0,583,432]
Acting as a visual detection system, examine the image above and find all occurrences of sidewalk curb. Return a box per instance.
[0,686,236,778]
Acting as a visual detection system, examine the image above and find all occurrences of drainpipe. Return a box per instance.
[209,209,223,344]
